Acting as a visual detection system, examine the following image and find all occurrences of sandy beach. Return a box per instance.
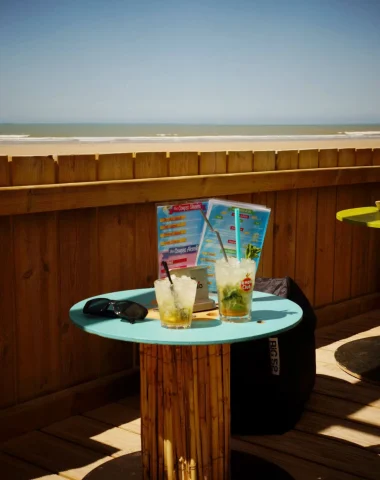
[1,138,380,157]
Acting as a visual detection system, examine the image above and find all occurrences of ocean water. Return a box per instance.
[0,123,380,144]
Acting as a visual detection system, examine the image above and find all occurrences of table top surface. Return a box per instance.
[69,288,303,346]
[336,206,380,228]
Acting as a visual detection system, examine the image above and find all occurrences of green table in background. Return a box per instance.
[335,207,380,385]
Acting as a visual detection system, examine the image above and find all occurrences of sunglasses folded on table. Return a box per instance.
[83,298,148,324]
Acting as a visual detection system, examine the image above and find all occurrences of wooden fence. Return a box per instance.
[0,148,380,430]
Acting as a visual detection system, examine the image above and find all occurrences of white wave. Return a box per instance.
[1,132,380,144]
[0,136,138,143]
[0,134,30,139]
[343,131,380,137]
[155,133,178,137]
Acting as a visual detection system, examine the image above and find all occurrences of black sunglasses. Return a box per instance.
[83,298,148,324]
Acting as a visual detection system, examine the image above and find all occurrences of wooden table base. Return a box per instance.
[140,343,231,480]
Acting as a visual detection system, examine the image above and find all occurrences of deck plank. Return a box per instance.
[231,438,361,480]
[317,360,362,384]
[72,453,142,480]
[0,451,63,479]
[0,431,112,480]
[295,410,380,453]
[116,394,141,410]
[314,374,380,409]
[316,322,380,344]
[238,429,380,480]
[316,347,339,364]
[316,315,380,343]
[316,327,379,351]
[83,403,140,435]
[306,392,380,428]
[2,311,380,480]
[42,415,141,458]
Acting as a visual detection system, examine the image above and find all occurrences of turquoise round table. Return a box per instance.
[70,288,303,480]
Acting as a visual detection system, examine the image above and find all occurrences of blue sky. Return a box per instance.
[0,0,379,124]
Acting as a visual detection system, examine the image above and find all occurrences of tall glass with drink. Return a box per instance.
[214,257,256,323]
[154,274,197,329]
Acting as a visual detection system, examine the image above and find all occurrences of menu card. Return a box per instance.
[195,199,271,292]
[156,200,209,278]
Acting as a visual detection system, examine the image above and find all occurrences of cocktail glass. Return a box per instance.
[154,274,197,329]
[215,257,256,323]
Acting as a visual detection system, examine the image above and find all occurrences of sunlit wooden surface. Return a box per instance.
[1,309,379,479]
[1,149,380,415]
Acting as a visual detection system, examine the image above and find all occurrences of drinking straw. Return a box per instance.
[234,208,241,262]
[161,261,182,310]
[162,260,173,285]
[199,208,229,262]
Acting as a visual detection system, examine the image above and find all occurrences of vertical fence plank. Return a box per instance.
[357,149,379,294]
[134,153,168,288]
[368,184,380,293]
[11,156,60,402]
[227,152,253,271]
[350,150,373,298]
[355,148,373,166]
[0,155,10,185]
[199,152,227,175]
[135,152,168,180]
[169,152,199,176]
[199,152,227,287]
[168,152,201,272]
[57,155,100,388]
[251,151,276,278]
[276,150,298,170]
[370,149,380,291]
[227,151,253,203]
[11,156,56,185]
[333,149,355,302]
[97,152,133,181]
[168,152,200,272]
[0,157,16,407]
[97,153,135,292]
[355,148,373,167]
[295,150,319,304]
[371,148,380,289]
[314,150,338,307]
[273,151,298,278]
[0,217,15,406]
[373,149,380,166]
[261,192,276,279]
[199,152,228,202]
[97,153,135,375]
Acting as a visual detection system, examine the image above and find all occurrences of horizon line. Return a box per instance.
[1,121,380,126]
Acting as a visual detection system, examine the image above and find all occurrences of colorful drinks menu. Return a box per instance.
[196,199,271,292]
[156,198,271,289]
[156,200,209,278]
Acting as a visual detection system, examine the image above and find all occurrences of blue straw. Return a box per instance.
[234,207,241,262]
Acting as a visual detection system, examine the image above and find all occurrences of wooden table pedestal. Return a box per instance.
[140,344,231,480]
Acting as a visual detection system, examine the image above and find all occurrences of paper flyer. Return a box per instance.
[195,199,271,292]
[156,200,209,278]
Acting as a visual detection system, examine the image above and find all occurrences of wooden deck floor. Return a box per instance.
[1,311,379,480]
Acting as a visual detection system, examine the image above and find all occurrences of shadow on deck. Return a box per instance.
[1,311,379,480]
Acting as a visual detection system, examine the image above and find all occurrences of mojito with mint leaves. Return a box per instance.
[215,257,255,322]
